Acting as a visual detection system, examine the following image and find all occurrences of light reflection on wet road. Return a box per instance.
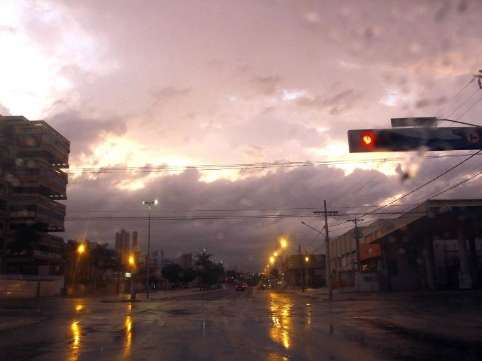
[268,292,292,350]
[0,289,481,361]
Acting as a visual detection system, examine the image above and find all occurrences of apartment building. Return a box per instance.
[0,115,70,275]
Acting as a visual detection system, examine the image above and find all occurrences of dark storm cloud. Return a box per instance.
[65,165,403,269]
[66,153,482,270]
[48,111,127,157]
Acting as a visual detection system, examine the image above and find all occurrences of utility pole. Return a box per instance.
[147,210,151,298]
[347,217,364,272]
[313,200,337,302]
[142,199,158,299]
[299,244,305,292]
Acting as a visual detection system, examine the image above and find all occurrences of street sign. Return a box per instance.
[348,127,482,153]
[391,117,438,128]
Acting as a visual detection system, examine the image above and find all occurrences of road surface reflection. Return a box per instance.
[268,292,293,350]
[68,321,81,361]
[123,303,133,358]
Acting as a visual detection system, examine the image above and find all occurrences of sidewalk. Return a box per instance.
[288,287,482,345]
[289,287,378,300]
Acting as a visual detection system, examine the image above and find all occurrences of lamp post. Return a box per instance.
[128,253,136,301]
[142,199,158,299]
[74,242,86,296]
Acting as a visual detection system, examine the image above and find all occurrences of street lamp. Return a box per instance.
[142,199,158,299]
[279,237,288,249]
[273,251,279,257]
[73,242,86,296]
[269,256,275,265]
[128,254,136,268]
[127,253,136,301]
[304,256,310,263]
[77,243,86,256]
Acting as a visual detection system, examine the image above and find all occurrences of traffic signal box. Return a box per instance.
[348,127,482,153]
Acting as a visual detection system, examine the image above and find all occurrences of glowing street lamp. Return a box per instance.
[128,254,136,268]
[279,237,288,249]
[127,253,137,301]
[273,251,279,257]
[269,256,275,265]
[77,243,86,256]
[304,256,310,263]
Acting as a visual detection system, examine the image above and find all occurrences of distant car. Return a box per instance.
[235,282,248,291]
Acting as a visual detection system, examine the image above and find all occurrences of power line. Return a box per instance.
[66,203,417,215]
[66,152,482,175]
[439,76,475,118]
[426,166,482,200]
[454,96,482,121]
[361,149,482,218]
[445,86,480,119]
[65,210,426,222]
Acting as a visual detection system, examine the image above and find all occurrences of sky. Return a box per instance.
[1,0,482,270]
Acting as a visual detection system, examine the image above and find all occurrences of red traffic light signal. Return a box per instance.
[359,130,376,150]
[348,127,482,153]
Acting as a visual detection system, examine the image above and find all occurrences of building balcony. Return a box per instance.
[9,195,66,232]
[15,121,70,168]
[12,159,68,199]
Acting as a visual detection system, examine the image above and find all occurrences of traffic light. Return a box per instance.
[348,127,482,153]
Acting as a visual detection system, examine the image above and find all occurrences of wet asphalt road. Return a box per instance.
[0,289,482,361]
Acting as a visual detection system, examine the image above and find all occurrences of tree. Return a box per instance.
[195,251,225,289]
[162,263,183,285]
[179,267,196,285]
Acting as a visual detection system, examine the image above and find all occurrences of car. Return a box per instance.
[235,282,248,291]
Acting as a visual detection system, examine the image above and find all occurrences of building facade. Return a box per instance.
[282,254,326,288]
[0,115,69,275]
[330,199,482,292]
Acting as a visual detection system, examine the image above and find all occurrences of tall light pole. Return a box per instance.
[73,242,86,296]
[128,253,136,301]
[142,199,158,299]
